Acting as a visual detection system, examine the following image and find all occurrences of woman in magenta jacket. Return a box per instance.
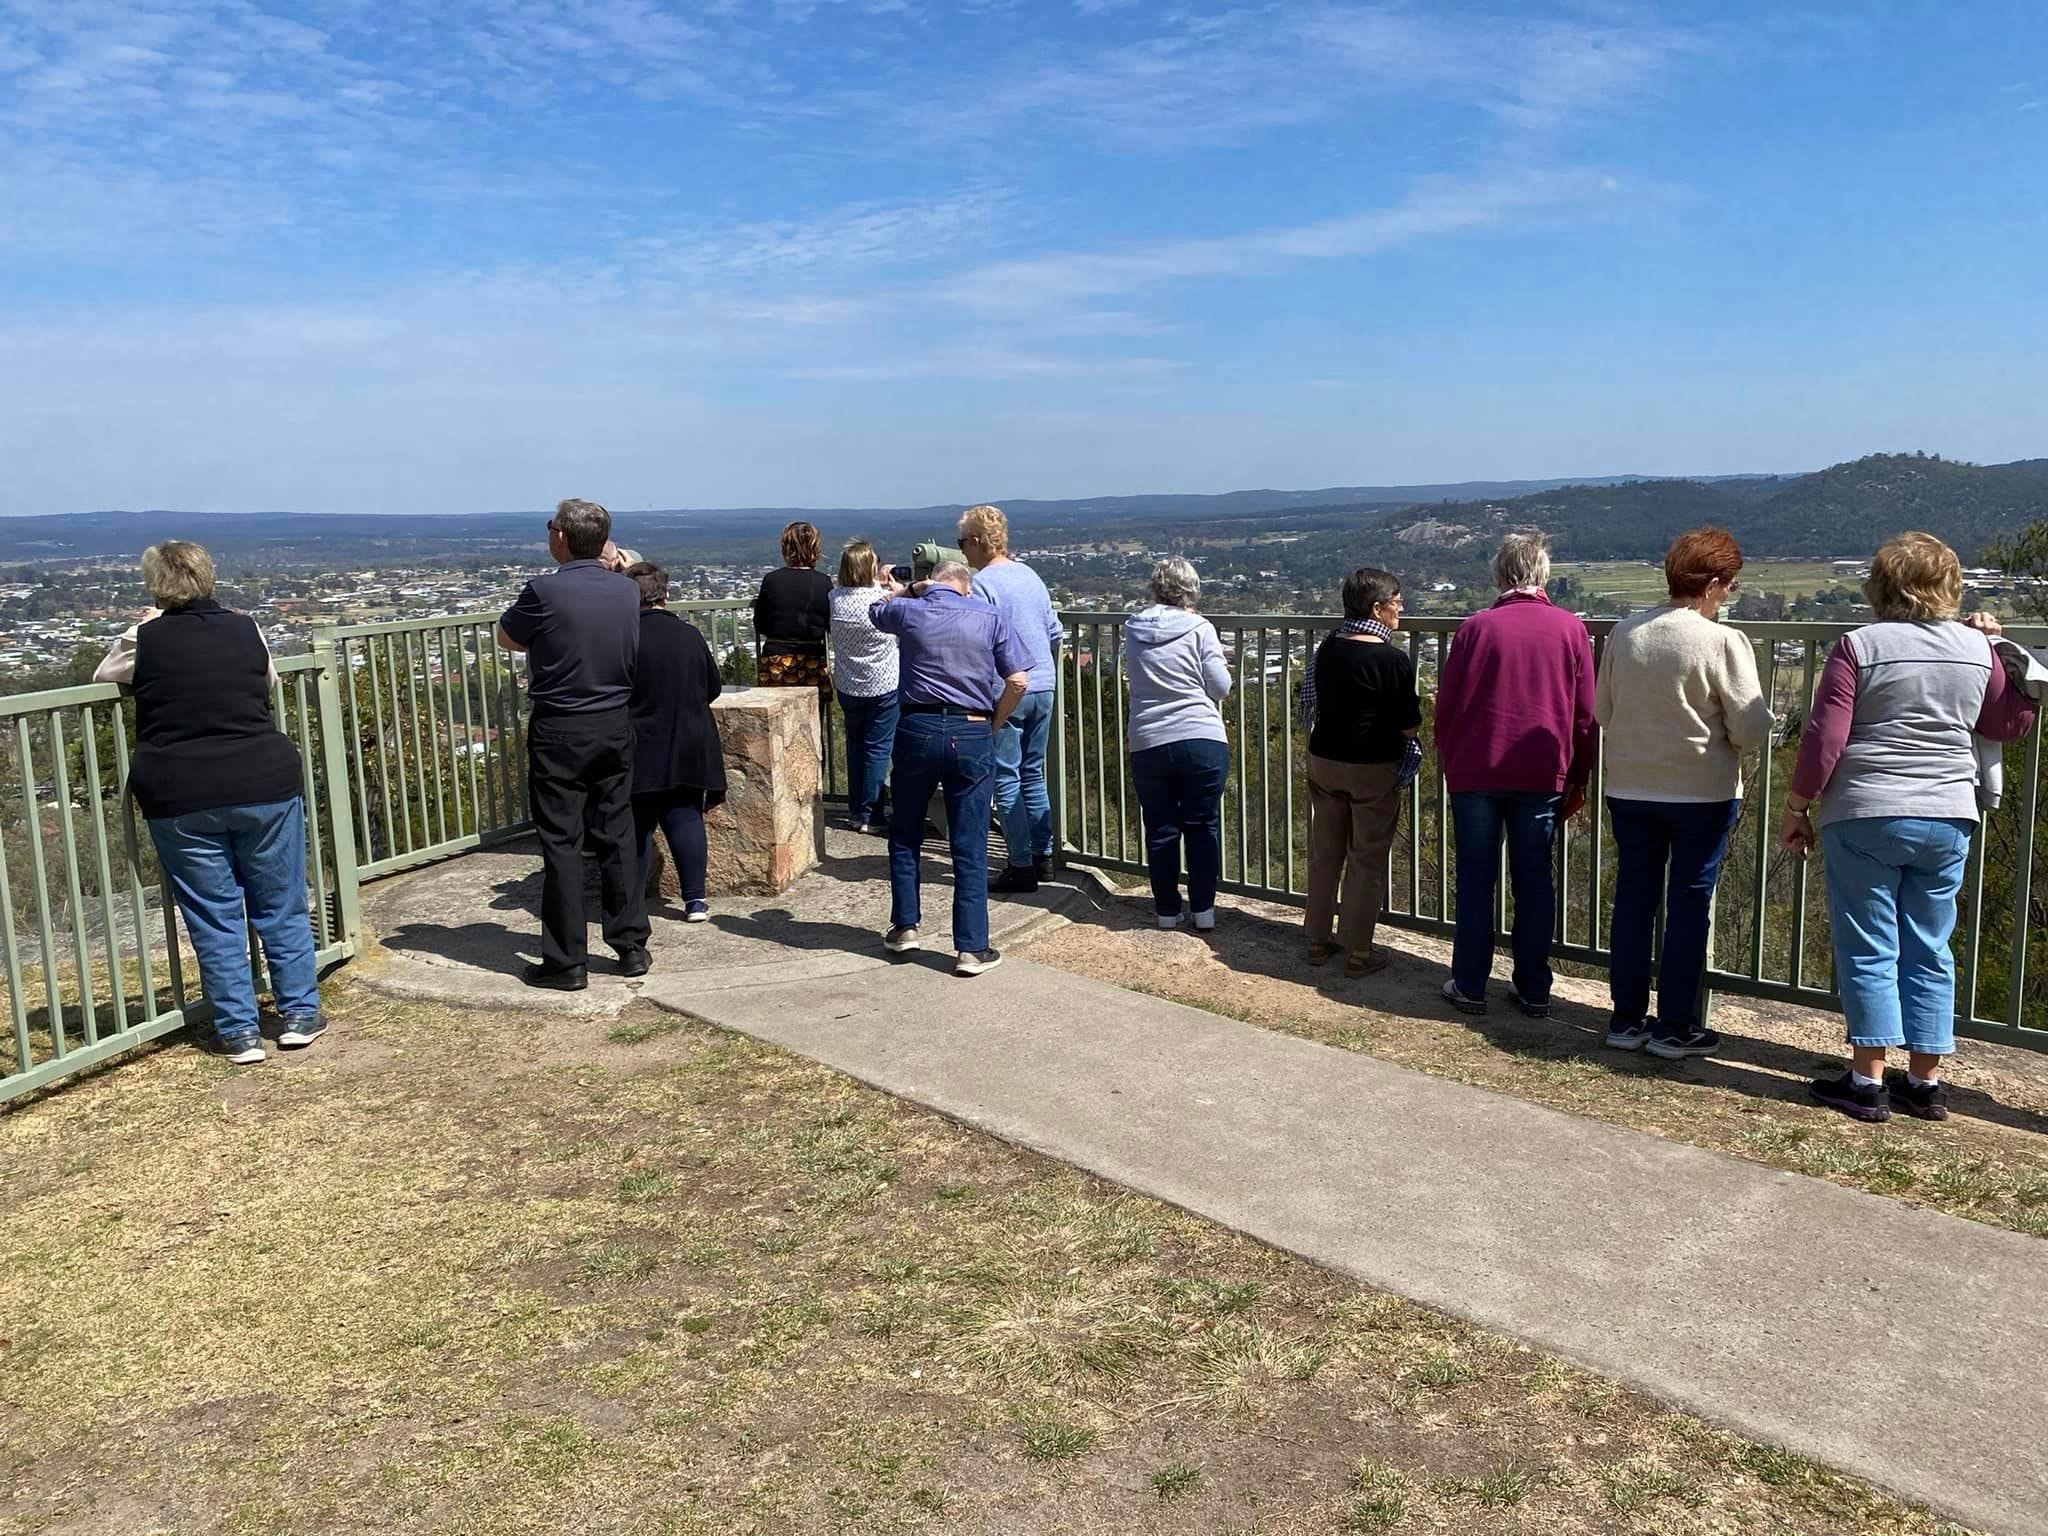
[1433,533,1596,1018]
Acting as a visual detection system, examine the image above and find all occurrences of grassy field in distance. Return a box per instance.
[1558,559,1856,607]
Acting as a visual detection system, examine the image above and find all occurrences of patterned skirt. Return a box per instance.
[759,647,831,694]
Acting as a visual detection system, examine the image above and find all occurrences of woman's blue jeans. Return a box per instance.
[147,796,320,1046]
[1606,798,1740,1031]
[1821,815,1972,1056]
[1449,790,1561,1003]
[1130,738,1229,918]
[838,688,899,826]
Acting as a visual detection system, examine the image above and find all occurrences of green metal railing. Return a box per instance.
[0,648,361,1104]
[1055,612,2048,1052]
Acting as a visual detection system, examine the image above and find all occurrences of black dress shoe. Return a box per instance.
[616,947,651,978]
[1033,855,1055,882]
[990,865,1040,895]
[521,962,588,992]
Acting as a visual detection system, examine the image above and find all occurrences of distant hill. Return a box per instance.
[1383,454,2048,562]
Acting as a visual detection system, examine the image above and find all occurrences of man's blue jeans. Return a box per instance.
[994,689,1054,868]
[888,713,996,954]
[1607,798,1741,1031]
[1821,815,1973,1056]
[838,688,899,827]
[147,796,321,1046]
[1130,738,1229,918]
[1449,790,1562,1003]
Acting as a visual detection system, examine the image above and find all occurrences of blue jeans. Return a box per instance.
[1130,738,1229,918]
[888,713,996,954]
[1449,790,1562,1002]
[839,688,899,827]
[994,689,1055,868]
[1822,816,1973,1056]
[147,797,320,1045]
[1607,798,1741,1032]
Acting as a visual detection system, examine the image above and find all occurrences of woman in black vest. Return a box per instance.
[626,562,728,921]
[93,542,321,1064]
[751,520,832,693]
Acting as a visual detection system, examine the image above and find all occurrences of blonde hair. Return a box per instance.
[140,541,216,607]
[838,538,879,588]
[780,520,822,569]
[957,503,1009,557]
[1866,532,1962,621]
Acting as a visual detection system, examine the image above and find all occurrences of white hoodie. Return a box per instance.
[1122,605,1233,752]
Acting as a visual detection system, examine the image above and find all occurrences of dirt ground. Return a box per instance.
[1028,878,2048,1242]
[0,984,1975,1536]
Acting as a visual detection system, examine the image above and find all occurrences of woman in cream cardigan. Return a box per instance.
[1593,529,1774,1061]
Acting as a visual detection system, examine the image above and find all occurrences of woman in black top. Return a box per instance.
[93,541,322,1064]
[626,563,728,921]
[1300,567,1422,976]
[752,521,833,694]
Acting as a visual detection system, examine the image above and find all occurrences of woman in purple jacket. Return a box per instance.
[1432,533,1596,1019]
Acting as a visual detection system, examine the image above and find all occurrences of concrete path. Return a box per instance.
[357,843,2048,1535]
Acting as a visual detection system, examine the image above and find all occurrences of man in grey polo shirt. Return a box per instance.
[498,498,649,989]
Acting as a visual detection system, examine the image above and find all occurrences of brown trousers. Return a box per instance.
[1305,754,1403,953]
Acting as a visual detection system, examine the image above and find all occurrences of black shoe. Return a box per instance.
[990,866,1040,895]
[1810,1070,1890,1123]
[1645,1024,1720,1060]
[1507,987,1550,1019]
[1885,1070,1950,1121]
[1441,978,1487,1016]
[616,946,651,978]
[955,948,1002,977]
[522,962,588,992]
[1605,1016,1653,1051]
[1033,855,1055,882]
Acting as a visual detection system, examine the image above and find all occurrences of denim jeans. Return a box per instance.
[994,689,1055,868]
[1130,737,1229,918]
[634,788,708,903]
[147,796,320,1045]
[888,713,996,954]
[1449,790,1562,1002]
[1606,798,1740,1031]
[838,688,900,827]
[1821,816,1973,1056]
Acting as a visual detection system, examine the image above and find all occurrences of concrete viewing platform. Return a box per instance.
[357,833,2048,1536]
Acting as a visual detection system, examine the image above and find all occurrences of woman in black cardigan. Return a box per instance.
[626,562,728,921]
[751,520,833,693]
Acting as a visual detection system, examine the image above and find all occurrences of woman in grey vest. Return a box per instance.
[1781,533,2034,1122]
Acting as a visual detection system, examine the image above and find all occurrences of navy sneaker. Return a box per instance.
[1441,978,1487,1016]
[1811,1070,1891,1123]
[1646,1024,1720,1060]
[201,1032,266,1066]
[277,1014,328,1049]
[1605,1016,1653,1051]
[684,900,710,924]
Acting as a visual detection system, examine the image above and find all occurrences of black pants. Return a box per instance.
[528,707,649,969]
[634,788,708,903]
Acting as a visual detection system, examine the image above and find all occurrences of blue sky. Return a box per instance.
[1,0,2043,515]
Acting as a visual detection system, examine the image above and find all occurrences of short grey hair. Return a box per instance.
[1492,533,1551,591]
[929,558,975,590]
[1150,557,1201,609]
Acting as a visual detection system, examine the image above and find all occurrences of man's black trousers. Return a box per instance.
[527,706,650,970]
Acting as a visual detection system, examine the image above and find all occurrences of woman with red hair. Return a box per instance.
[1593,528,1775,1059]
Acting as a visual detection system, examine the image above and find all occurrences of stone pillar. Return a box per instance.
[649,687,821,900]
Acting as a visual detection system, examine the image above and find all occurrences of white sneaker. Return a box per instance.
[1191,909,1216,931]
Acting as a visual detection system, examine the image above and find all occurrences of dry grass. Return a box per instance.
[0,983,1977,1535]
[1030,883,2048,1240]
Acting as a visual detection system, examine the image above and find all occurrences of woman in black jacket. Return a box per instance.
[626,562,728,921]
[752,520,833,693]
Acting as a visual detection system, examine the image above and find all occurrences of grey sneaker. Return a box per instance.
[277,1014,328,1049]
[955,948,1002,977]
[1605,1016,1652,1051]
[1441,978,1486,1016]
[885,925,921,954]
[201,1032,266,1066]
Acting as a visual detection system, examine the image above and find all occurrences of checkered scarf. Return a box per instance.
[1299,619,1394,734]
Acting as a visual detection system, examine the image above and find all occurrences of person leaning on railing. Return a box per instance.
[624,561,726,925]
[92,541,324,1064]
[1593,528,1775,1062]
[1433,532,1596,1019]
[1121,557,1234,931]
[828,538,901,835]
[1299,567,1422,976]
[752,520,833,694]
[1782,532,2036,1124]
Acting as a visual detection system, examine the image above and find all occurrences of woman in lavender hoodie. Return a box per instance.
[1123,558,1234,929]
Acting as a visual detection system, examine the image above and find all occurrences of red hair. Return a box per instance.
[1665,528,1743,600]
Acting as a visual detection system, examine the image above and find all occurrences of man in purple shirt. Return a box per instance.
[870,561,1030,976]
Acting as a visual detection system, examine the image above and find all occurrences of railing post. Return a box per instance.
[314,629,365,953]
[1051,616,1069,861]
